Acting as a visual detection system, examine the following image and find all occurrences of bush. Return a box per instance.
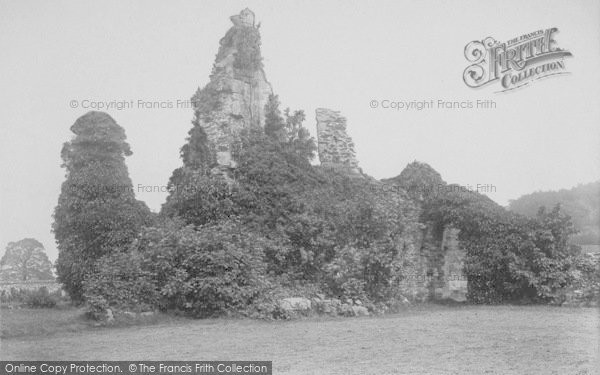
[0,288,24,304]
[570,252,600,303]
[82,219,276,318]
[83,250,159,314]
[161,170,238,226]
[323,243,414,307]
[140,220,271,318]
[0,286,63,308]
[82,216,327,319]
[23,287,59,308]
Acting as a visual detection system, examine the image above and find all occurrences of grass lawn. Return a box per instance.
[1,305,598,374]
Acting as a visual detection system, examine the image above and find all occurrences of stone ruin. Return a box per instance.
[192,9,468,302]
[313,108,467,301]
[194,8,272,169]
[398,225,468,302]
[230,8,255,27]
[315,108,360,173]
[439,227,468,301]
[196,10,359,175]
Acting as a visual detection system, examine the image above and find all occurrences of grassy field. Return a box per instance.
[1,305,598,374]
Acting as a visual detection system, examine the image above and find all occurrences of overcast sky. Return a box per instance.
[1,0,599,261]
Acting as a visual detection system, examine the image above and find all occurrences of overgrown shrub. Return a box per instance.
[570,252,600,303]
[161,170,239,226]
[463,207,580,303]
[82,219,280,318]
[23,287,59,308]
[0,287,26,304]
[0,286,63,308]
[137,220,273,318]
[82,250,159,314]
[323,240,414,305]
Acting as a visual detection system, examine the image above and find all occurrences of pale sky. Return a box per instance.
[1,0,599,261]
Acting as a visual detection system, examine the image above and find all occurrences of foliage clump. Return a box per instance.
[53,112,152,302]
[23,287,60,308]
[0,287,63,308]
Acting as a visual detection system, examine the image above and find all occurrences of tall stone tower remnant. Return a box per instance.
[192,8,273,169]
[315,108,360,173]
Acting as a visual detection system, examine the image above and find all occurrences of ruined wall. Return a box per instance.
[312,109,469,302]
[397,222,433,302]
[420,226,468,302]
[439,227,468,301]
[315,108,360,173]
[193,8,273,168]
[399,222,468,302]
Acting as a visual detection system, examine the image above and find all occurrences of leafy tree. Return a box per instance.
[179,122,216,171]
[515,206,580,301]
[53,111,151,301]
[161,169,238,227]
[232,127,317,215]
[264,94,286,142]
[263,94,316,161]
[0,238,53,281]
[164,94,318,226]
[283,108,316,161]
